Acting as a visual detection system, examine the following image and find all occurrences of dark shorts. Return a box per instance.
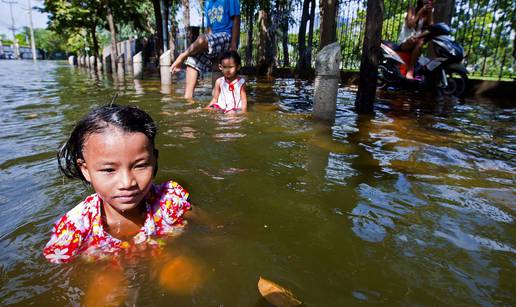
[185,32,231,73]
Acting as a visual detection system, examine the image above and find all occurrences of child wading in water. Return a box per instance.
[44,105,206,302]
[207,50,247,113]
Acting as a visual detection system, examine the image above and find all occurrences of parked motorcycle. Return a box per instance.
[378,23,469,98]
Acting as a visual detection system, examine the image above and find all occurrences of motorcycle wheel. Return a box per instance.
[438,68,468,98]
[377,65,388,89]
[377,64,397,89]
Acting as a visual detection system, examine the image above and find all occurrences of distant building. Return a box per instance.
[0,44,44,60]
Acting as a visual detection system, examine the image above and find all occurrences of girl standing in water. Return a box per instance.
[398,0,434,79]
[207,50,248,113]
[44,105,206,303]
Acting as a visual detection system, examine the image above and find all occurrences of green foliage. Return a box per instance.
[41,0,156,54]
[452,0,515,77]
[15,33,29,46]
[33,28,68,57]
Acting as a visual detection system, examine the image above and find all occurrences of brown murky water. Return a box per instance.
[0,61,514,306]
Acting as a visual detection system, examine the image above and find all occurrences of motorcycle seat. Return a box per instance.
[382,40,402,51]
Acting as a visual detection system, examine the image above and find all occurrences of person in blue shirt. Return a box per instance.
[170,0,241,99]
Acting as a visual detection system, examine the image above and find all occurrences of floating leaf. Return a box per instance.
[258,276,302,307]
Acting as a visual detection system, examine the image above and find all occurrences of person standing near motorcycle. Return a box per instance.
[399,0,434,79]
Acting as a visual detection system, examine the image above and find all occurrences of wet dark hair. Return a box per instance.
[219,50,242,67]
[58,104,158,183]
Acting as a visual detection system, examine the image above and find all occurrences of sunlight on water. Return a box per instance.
[0,61,514,306]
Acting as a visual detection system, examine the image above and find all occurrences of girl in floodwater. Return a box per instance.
[207,50,248,113]
[44,104,205,301]
[398,0,434,79]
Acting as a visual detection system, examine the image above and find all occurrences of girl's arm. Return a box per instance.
[207,79,221,108]
[405,6,416,28]
[43,210,88,264]
[240,83,248,112]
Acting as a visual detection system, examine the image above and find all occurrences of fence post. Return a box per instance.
[313,42,341,122]
[160,50,172,85]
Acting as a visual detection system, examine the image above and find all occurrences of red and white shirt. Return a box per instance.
[212,77,245,113]
[43,181,191,264]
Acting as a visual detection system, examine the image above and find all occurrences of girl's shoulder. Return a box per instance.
[150,181,191,227]
[152,180,190,203]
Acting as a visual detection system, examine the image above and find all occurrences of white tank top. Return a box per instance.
[214,77,245,112]
[399,18,424,43]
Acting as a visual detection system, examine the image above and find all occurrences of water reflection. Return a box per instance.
[0,61,514,306]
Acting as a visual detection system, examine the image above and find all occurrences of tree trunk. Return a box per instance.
[433,0,454,24]
[296,0,310,73]
[306,0,316,67]
[169,12,177,61]
[257,7,274,76]
[182,0,191,44]
[319,0,339,49]
[245,12,254,67]
[106,0,118,73]
[355,0,384,114]
[152,0,164,56]
[91,24,99,68]
[280,1,289,67]
[164,0,170,43]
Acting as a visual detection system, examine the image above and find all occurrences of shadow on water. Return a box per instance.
[0,61,514,306]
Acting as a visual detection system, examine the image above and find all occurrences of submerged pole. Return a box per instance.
[160,50,172,85]
[133,51,143,79]
[96,57,103,72]
[355,0,384,114]
[117,53,125,78]
[27,0,37,61]
[68,55,77,66]
[103,48,113,73]
[313,42,341,122]
[89,56,95,70]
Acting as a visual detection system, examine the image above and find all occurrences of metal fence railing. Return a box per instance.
[452,0,515,79]
[235,0,514,79]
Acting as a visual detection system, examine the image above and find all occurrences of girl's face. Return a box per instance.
[219,58,240,80]
[78,125,156,214]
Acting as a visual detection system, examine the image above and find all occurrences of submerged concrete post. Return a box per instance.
[68,55,77,66]
[133,51,143,79]
[125,40,132,66]
[96,58,103,72]
[104,54,112,73]
[313,42,341,122]
[117,54,125,78]
[89,56,96,70]
[160,50,172,85]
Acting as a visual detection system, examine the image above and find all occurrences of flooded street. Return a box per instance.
[0,60,514,306]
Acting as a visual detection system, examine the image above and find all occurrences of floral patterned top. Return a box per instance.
[43,181,191,264]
